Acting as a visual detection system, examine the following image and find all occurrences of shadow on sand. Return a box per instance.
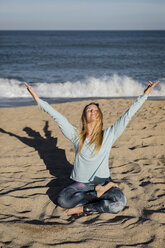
[0,121,73,205]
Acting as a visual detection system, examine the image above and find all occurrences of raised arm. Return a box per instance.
[24,82,78,144]
[111,81,159,144]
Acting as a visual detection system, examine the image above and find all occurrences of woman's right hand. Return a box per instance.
[24,82,40,102]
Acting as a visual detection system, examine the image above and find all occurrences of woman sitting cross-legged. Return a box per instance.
[25,81,159,216]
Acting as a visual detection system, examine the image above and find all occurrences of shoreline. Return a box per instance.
[0,96,165,108]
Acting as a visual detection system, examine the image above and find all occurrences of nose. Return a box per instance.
[91,109,96,114]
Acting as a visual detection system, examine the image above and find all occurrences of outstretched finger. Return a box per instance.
[24,82,30,88]
[153,80,160,87]
[150,80,159,89]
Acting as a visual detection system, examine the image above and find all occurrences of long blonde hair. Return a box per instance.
[79,102,103,156]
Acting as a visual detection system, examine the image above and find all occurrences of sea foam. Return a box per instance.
[0,75,164,98]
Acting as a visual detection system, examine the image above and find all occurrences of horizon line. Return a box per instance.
[0,29,165,31]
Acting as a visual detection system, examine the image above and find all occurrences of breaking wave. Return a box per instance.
[0,75,164,98]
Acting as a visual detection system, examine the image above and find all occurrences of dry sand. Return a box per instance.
[0,98,165,248]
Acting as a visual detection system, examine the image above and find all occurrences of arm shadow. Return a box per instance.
[0,121,73,205]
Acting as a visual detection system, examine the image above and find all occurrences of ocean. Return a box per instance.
[0,30,165,107]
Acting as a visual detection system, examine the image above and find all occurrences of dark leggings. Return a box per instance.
[57,181,127,213]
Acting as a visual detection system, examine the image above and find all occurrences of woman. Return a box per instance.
[25,81,159,216]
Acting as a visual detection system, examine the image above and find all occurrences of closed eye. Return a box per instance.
[87,109,98,113]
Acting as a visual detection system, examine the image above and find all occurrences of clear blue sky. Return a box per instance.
[0,0,164,30]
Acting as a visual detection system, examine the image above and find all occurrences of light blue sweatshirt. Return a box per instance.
[38,94,148,183]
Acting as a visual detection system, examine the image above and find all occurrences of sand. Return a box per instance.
[0,98,165,248]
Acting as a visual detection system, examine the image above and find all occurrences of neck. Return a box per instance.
[86,122,96,138]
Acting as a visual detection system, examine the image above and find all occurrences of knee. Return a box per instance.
[122,194,127,207]
[119,194,127,211]
[57,194,69,208]
[57,194,63,207]
[116,188,127,206]
[57,194,74,209]
[113,194,127,213]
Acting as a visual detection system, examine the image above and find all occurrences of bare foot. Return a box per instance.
[95,182,119,198]
[66,206,83,216]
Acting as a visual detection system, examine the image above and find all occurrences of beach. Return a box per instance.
[0,98,165,248]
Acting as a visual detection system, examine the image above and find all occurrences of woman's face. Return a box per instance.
[85,104,99,123]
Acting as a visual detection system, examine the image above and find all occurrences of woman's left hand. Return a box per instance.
[144,81,159,95]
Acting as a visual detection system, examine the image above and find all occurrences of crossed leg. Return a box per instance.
[57,182,127,216]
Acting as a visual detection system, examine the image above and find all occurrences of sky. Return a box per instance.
[0,0,165,30]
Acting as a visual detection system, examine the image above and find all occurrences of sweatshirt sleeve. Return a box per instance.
[38,99,78,144]
[111,94,148,144]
